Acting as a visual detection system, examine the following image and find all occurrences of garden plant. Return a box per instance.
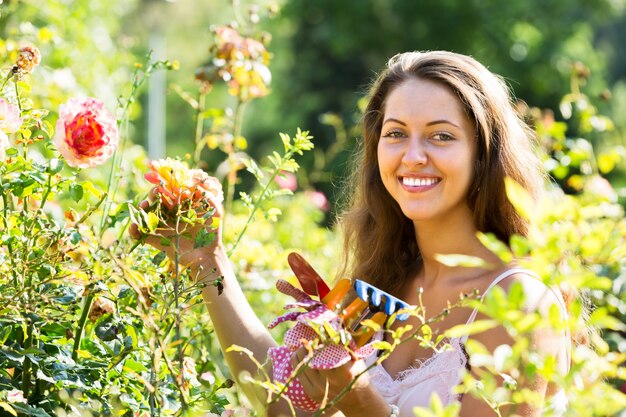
[0,1,625,417]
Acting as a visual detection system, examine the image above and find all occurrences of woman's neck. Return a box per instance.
[412,213,502,287]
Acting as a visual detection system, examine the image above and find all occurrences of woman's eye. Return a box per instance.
[431,132,455,142]
[382,130,405,138]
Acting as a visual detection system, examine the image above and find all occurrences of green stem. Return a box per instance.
[39,172,53,210]
[193,91,206,165]
[21,322,34,398]
[227,149,293,256]
[1,187,19,287]
[100,58,159,234]
[72,293,95,362]
[224,99,247,214]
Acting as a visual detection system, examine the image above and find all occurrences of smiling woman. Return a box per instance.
[377,77,477,224]
[134,50,574,417]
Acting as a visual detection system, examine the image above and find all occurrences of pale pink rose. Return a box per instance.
[0,131,9,161]
[145,158,223,211]
[587,175,616,201]
[200,371,216,385]
[53,97,118,168]
[275,171,298,191]
[306,190,330,212]
[7,389,27,404]
[0,98,22,134]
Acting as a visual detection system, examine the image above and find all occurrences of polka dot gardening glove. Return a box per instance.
[267,280,377,411]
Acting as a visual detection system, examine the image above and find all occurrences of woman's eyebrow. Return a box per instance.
[381,118,406,126]
[426,119,460,128]
[382,118,461,128]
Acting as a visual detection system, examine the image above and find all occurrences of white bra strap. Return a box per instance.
[460,268,571,370]
[462,268,533,333]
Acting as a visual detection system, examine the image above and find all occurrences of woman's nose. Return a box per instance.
[402,137,427,167]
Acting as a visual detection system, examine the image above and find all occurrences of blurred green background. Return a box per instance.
[3,0,625,213]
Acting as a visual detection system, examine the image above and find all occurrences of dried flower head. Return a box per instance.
[15,44,41,74]
[196,26,271,100]
[145,158,223,211]
[88,296,116,322]
[53,97,118,168]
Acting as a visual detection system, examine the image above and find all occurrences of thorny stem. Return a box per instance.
[173,210,187,412]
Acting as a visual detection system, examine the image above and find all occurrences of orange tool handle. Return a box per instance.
[321,278,351,309]
[353,311,387,348]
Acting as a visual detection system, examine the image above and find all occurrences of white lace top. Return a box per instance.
[366,268,570,416]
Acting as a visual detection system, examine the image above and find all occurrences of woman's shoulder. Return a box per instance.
[489,267,567,317]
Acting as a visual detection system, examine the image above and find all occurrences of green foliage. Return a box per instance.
[1,1,625,417]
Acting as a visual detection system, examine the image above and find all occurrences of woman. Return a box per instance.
[133,51,570,417]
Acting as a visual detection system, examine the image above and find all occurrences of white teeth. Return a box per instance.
[402,177,439,187]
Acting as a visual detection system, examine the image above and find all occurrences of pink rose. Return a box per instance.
[53,97,118,168]
[0,98,22,134]
[306,190,330,212]
[7,389,27,404]
[274,171,298,191]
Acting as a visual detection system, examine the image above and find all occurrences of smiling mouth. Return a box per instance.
[401,177,441,187]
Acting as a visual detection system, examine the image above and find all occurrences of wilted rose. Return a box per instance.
[53,97,118,168]
[15,44,41,74]
[0,98,23,134]
[145,158,223,211]
[88,296,117,322]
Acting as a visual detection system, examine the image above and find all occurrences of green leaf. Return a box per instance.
[0,403,17,417]
[69,183,83,202]
[504,176,534,220]
[476,232,513,263]
[151,251,166,266]
[146,212,159,233]
[589,308,626,331]
[194,228,216,249]
[47,158,63,174]
[10,403,52,417]
[371,340,392,351]
[434,253,491,268]
[444,319,499,338]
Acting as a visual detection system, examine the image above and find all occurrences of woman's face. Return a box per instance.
[377,77,477,225]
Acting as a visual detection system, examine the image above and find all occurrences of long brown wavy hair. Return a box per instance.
[337,51,544,296]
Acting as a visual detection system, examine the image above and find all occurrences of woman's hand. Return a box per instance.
[290,346,388,416]
[129,187,224,279]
